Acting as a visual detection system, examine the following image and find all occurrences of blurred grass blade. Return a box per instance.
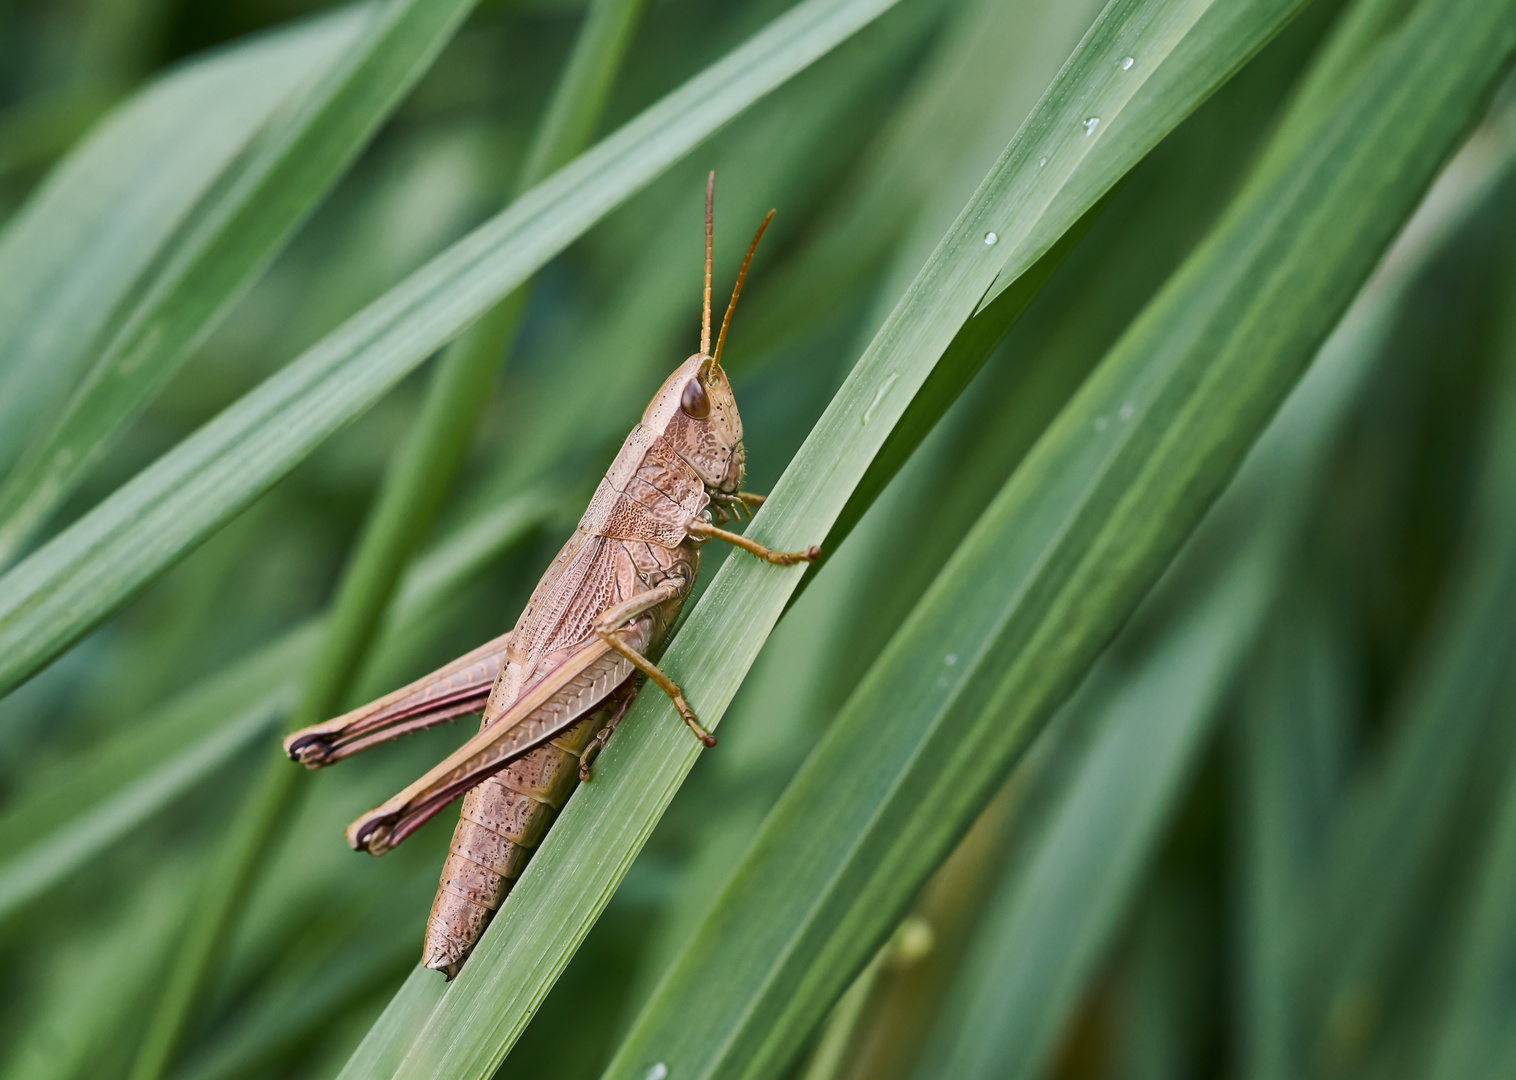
[1233,104,1516,1080]
[1425,758,1516,1079]
[0,659,293,922]
[0,0,911,705]
[174,935,416,1080]
[0,0,482,565]
[1300,130,1516,1072]
[917,534,1266,1080]
[1425,625,1516,1078]
[597,4,1516,1077]
[812,0,1320,569]
[1232,599,1352,1080]
[1403,278,1516,1080]
[522,0,653,185]
[0,865,193,1080]
[372,1,1321,1077]
[0,7,367,484]
[0,490,555,925]
[913,247,1401,1076]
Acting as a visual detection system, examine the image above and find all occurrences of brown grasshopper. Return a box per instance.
[284,174,818,978]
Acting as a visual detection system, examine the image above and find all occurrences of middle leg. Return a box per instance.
[592,580,717,749]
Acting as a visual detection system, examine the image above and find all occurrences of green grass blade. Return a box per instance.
[807,0,1322,579]
[1231,110,1516,1080]
[521,0,653,185]
[1424,755,1516,1078]
[0,656,295,924]
[1300,133,1516,1075]
[912,201,1421,1074]
[0,0,910,705]
[362,2,1316,1077]
[1232,601,1353,1080]
[0,7,366,485]
[0,864,194,1080]
[597,3,1516,1077]
[0,0,481,564]
[971,0,1305,312]
[334,968,446,1080]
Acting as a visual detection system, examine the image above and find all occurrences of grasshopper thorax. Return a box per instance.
[642,352,744,494]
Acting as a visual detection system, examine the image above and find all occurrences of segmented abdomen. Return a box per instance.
[423,713,603,978]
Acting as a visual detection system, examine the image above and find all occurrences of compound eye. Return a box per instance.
[681,378,711,419]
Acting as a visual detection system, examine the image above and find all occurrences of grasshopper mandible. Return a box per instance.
[284,174,819,978]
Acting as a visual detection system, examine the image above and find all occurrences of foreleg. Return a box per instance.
[688,519,819,565]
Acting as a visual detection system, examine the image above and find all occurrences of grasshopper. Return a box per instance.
[284,174,818,978]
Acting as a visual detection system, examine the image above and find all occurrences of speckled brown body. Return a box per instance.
[416,391,719,974]
[285,354,759,976]
[283,186,816,979]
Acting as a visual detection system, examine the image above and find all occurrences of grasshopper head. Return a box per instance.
[647,176,769,493]
[643,353,745,493]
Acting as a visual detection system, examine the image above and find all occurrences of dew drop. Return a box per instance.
[1082,117,1100,136]
[1119,402,1134,420]
[1039,157,1048,167]
[861,373,900,426]
[945,653,957,666]
[1094,416,1109,432]
[983,231,998,246]
[1121,56,1134,70]
[645,1066,669,1080]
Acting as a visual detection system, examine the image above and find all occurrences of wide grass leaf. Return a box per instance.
[914,132,1497,1074]
[0,7,365,484]
[0,0,484,566]
[598,1,1516,1077]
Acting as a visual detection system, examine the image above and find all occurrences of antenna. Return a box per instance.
[711,209,775,370]
[701,171,714,357]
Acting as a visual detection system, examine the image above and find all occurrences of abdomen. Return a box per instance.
[422,709,605,978]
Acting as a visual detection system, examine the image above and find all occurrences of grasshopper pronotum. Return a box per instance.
[284,174,819,978]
